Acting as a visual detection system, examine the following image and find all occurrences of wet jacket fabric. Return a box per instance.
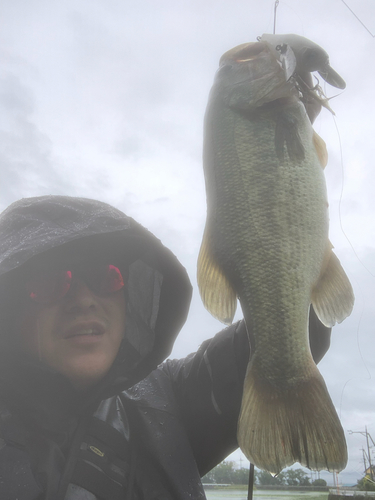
[0,320,250,500]
[0,196,331,500]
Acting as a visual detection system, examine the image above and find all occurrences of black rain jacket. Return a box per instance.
[0,196,331,500]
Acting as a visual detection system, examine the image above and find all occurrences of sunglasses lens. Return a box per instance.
[26,265,124,303]
[26,270,72,303]
[90,265,125,294]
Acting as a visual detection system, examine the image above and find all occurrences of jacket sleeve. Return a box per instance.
[161,320,250,476]
[160,308,331,476]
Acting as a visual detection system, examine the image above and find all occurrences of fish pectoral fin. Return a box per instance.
[275,112,305,161]
[197,227,237,324]
[313,130,328,168]
[311,250,354,327]
[237,360,348,474]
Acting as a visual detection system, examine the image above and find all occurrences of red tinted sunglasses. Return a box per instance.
[25,264,125,304]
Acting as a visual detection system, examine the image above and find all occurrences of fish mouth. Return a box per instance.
[63,322,106,339]
[236,56,259,62]
[220,42,268,66]
[236,43,268,63]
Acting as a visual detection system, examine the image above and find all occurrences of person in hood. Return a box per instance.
[0,196,331,500]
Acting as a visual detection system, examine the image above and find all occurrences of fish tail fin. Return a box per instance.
[237,360,347,474]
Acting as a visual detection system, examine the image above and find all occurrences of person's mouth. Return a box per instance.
[63,322,106,340]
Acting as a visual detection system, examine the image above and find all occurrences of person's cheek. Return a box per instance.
[16,312,40,356]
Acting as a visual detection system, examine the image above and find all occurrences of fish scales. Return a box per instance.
[210,100,326,373]
[198,39,354,474]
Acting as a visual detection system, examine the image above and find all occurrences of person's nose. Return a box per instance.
[64,278,99,313]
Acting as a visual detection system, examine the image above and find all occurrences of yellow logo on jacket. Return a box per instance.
[89,445,105,457]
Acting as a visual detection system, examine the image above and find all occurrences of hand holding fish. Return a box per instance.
[197,34,354,474]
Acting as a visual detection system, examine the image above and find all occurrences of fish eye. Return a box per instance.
[303,48,317,61]
[301,47,327,70]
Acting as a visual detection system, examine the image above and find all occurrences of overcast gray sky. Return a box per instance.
[1,0,374,486]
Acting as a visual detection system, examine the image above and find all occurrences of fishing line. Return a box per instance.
[331,115,373,418]
[333,114,375,278]
[273,0,279,34]
[338,290,371,419]
[340,0,375,38]
[271,1,306,38]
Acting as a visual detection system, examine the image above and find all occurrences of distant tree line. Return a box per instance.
[202,461,327,487]
[357,475,375,491]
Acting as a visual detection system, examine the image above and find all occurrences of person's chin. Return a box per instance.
[58,352,110,389]
[66,365,108,391]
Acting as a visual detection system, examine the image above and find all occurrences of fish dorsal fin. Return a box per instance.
[197,226,237,324]
[313,130,328,168]
[311,247,354,327]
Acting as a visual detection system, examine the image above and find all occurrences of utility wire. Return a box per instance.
[341,0,375,38]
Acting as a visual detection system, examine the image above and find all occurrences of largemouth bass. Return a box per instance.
[197,37,354,474]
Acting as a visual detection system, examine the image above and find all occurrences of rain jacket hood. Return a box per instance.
[0,195,192,391]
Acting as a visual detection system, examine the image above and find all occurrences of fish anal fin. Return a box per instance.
[197,227,237,324]
[313,130,328,168]
[312,249,354,327]
[237,360,348,474]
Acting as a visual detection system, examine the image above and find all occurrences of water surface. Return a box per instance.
[205,489,329,500]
